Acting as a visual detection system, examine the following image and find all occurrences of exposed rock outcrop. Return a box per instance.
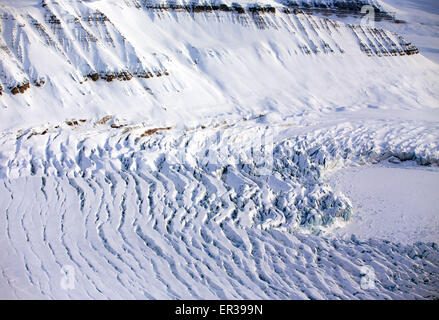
[9,81,30,95]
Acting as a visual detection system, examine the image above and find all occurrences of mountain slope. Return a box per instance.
[0,0,436,130]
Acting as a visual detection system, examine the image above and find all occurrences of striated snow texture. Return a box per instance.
[0,0,438,299]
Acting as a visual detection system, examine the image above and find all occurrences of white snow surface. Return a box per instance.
[310,0,439,63]
[0,0,435,130]
[378,0,439,63]
[327,161,439,244]
[0,0,438,299]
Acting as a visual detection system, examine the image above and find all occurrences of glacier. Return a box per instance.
[0,0,438,299]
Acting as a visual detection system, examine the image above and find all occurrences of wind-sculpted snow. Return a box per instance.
[1,113,438,299]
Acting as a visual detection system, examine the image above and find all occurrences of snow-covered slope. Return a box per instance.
[0,0,438,299]
[1,109,439,299]
[0,0,433,130]
[309,0,439,63]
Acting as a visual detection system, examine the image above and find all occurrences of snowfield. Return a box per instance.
[328,161,439,244]
[0,0,438,299]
